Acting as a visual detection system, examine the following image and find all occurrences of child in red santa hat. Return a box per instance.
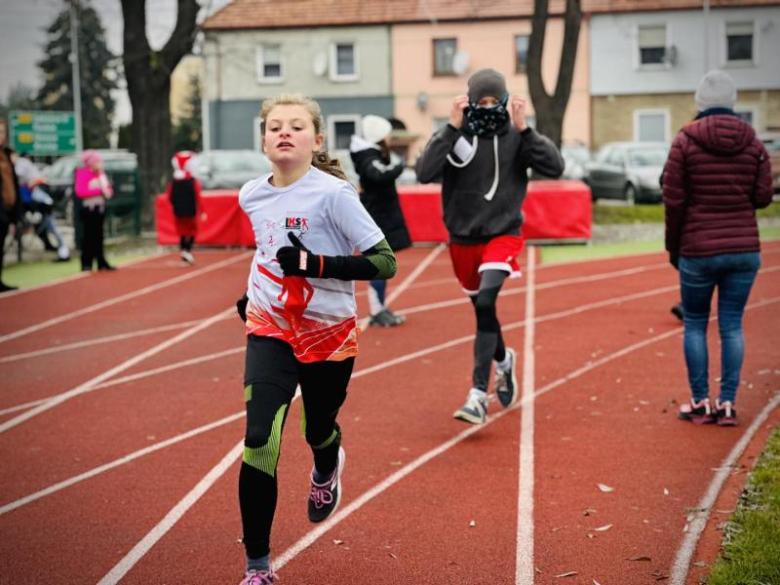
[166,151,202,264]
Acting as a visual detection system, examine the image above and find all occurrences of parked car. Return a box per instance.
[759,131,780,194]
[190,150,272,190]
[561,143,592,180]
[584,142,669,204]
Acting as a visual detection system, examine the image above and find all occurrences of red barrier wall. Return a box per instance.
[156,180,591,246]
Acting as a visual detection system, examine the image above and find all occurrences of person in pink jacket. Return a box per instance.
[74,150,115,271]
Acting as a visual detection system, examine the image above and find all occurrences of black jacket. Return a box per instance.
[415,123,564,243]
[0,146,23,225]
[350,137,412,252]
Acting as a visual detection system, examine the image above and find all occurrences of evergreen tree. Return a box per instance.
[173,73,202,152]
[0,84,39,121]
[36,1,117,149]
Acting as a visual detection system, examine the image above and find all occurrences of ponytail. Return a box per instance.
[312,151,349,182]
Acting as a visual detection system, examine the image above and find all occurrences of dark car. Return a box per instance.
[584,142,669,204]
[190,150,272,190]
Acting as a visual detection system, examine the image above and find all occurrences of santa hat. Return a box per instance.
[81,150,103,168]
[172,151,195,180]
[361,115,393,145]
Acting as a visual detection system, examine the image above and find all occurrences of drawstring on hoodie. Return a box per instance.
[446,135,501,201]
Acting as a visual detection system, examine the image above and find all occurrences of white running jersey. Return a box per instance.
[239,166,384,362]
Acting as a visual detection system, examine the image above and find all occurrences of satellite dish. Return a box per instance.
[452,51,470,75]
[312,52,328,77]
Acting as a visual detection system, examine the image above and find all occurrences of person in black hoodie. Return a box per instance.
[0,118,24,293]
[350,115,411,327]
[416,68,564,424]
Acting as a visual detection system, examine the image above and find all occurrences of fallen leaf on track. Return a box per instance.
[597,484,614,493]
[663,488,670,496]
[583,508,597,516]
[594,524,613,531]
[333,539,344,545]
[555,571,577,578]
[627,556,651,561]
[469,520,476,527]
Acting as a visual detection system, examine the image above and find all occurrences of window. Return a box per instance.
[638,25,666,66]
[634,109,669,142]
[330,43,357,81]
[515,35,529,73]
[256,44,282,82]
[726,22,753,62]
[433,38,457,75]
[734,107,757,127]
[328,115,360,151]
[433,118,449,133]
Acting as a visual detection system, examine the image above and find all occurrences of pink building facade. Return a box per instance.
[392,18,591,158]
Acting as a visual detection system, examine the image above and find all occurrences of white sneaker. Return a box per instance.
[181,250,195,265]
[453,389,488,424]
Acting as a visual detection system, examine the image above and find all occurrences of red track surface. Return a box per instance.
[1,245,779,584]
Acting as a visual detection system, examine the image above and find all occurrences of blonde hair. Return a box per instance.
[260,93,348,182]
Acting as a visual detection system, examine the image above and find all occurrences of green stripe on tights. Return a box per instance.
[243,403,287,477]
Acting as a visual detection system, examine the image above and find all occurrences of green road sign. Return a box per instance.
[9,110,77,155]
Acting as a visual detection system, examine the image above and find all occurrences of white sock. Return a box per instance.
[496,353,512,372]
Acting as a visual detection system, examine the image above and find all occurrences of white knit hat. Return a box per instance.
[695,70,737,111]
[361,115,392,145]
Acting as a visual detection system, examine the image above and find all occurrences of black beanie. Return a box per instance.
[467,68,507,103]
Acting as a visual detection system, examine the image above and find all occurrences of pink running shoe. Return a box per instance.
[715,400,738,426]
[677,397,715,424]
[239,569,277,584]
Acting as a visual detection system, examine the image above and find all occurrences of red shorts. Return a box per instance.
[449,235,525,296]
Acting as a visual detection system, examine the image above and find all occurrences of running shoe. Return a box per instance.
[369,309,405,327]
[677,397,715,424]
[181,250,195,265]
[671,303,684,322]
[239,569,277,584]
[495,348,518,407]
[453,389,488,425]
[308,446,345,523]
[715,400,738,426]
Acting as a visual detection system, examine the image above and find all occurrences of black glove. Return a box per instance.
[236,292,248,323]
[670,253,679,270]
[276,233,323,277]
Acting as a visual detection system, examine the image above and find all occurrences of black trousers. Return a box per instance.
[80,206,109,270]
[239,335,354,559]
[471,269,509,390]
[0,219,9,281]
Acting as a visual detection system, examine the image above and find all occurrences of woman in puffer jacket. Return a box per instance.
[663,70,774,426]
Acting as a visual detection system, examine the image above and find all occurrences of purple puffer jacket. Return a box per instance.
[663,113,774,259]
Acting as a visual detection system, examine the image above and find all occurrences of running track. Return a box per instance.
[1,244,779,584]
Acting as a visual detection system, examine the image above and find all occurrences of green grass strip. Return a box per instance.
[2,251,156,289]
[706,425,780,585]
[539,227,780,266]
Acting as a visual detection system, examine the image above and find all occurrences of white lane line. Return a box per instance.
[669,391,780,585]
[0,252,168,299]
[0,318,224,364]
[357,243,445,331]
[26,295,780,581]
[516,246,536,584]
[12,262,778,419]
[96,441,245,585]
[0,308,235,435]
[275,295,780,573]
[0,412,244,516]
[0,251,251,345]
[397,261,671,318]
[0,346,245,417]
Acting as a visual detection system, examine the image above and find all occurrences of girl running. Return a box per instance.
[235,93,397,584]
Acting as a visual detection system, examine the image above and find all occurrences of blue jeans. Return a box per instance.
[679,252,760,404]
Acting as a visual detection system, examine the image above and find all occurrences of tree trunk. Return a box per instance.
[527,0,582,149]
[121,0,198,229]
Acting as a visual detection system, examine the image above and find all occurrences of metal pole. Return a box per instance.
[70,0,84,151]
[703,0,710,73]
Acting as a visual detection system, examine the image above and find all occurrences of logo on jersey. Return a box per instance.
[285,215,309,233]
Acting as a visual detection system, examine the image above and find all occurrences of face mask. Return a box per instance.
[462,94,510,137]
